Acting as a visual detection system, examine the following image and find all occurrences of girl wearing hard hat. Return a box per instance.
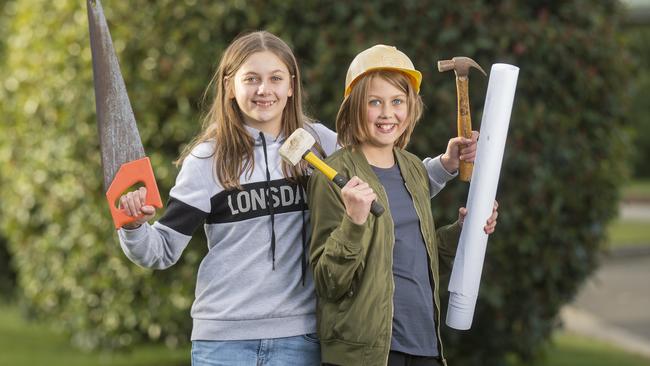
[308,45,498,366]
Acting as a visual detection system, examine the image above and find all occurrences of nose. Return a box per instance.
[256,83,268,95]
[379,105,390,119]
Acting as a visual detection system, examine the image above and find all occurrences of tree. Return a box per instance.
[622,25,650,178]
[0,0,16,302]
[0,0,630,364]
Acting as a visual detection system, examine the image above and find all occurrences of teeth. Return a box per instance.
[376,123,395,131]
[255,101,276,107]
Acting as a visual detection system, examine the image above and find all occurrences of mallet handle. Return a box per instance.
[330,174,385,217]
[304,152,385,217]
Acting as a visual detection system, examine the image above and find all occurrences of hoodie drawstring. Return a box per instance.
[259,132,277,270]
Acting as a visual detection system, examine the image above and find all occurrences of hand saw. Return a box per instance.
[87,0,162,229]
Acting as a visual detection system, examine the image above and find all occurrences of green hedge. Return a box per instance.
[0,0,630,364]
[0,0,203,350]
[623,25,650,178]
[0,235,15,301]
[0,1,11,301]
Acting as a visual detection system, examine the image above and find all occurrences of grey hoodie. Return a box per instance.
[118,122,455,341]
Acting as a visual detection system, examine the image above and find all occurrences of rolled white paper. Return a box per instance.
[446,63,519,330]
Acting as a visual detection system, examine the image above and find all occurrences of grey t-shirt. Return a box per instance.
[371,164,439,357]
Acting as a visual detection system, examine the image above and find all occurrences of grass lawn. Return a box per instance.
[608,180,650,248]
[1,304,649,366]
[0,304,189,366]
[608,219,650,248]
[518,331,650,366]
[622,179,650,202]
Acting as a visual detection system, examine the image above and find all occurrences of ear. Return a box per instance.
[287,75,294,97]
[224,77,235,99]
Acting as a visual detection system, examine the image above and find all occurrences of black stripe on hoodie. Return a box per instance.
[158,197,209,236]
[207,178,308,224]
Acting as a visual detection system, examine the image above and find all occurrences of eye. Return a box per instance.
[392,98,405,106]
[244,76,260,83]
[271,75,283,82]
[369,99,382,106]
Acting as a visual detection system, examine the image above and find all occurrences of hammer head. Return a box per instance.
[279,128,315,166]
[438,56,486,77]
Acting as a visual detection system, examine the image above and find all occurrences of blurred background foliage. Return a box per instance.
[0,235,15,301]
[0,0,643,365]
[624,24,650,178]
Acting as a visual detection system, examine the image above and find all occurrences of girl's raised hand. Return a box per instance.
[458,200,499,234]
[440,130,479,173]
[341,176,377,225]
[119,187,156,229]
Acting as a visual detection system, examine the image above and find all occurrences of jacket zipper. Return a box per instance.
[375,183,395,366]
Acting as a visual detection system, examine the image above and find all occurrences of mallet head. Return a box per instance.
[279,128,315,166]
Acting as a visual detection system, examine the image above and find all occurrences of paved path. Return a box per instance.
[573,255,650,341]
[561,202,650,358]
[562,254,650,358]
[620,203,650,220]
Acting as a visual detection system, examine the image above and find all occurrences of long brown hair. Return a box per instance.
[178,31,310,190]
[336,70,423,149]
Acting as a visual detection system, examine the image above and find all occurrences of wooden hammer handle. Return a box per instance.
[456,76,473,181]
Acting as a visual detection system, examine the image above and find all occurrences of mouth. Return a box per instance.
[374,122,398,134]
[253,100,277,108]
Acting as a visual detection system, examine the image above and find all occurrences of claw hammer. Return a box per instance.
[438,57,486,181]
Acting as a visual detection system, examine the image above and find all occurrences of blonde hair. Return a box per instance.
[336,70,423,149]
[178,31,311,190]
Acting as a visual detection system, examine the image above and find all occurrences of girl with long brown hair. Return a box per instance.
[117,31,336,365]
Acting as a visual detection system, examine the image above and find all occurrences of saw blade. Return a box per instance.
[88,0,145,192]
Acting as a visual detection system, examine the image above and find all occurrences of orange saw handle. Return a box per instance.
[106,157,163,229]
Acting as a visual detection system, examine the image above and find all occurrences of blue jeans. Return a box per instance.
[191,334,320,366]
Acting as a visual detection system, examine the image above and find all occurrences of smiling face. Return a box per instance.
[335,70,423,155]
[232,51,293,135]
[363,75,409,150]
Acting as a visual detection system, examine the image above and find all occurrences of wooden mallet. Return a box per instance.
[279,128,385,217]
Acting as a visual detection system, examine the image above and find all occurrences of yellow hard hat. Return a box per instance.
[344,44,422,97]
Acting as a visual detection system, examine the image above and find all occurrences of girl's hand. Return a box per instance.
[458,200,499,234]
[119,187,156,229]
[341,176,377,225]
[440,130,479,173]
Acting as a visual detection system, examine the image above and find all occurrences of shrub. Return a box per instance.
[0,0,630,364]
[622,25,650,178]
[0,1,15,302]
[0,235,15,301]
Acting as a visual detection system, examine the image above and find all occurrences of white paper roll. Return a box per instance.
[446,63,519,330]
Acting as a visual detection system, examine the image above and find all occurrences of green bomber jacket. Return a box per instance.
[308,146,461,366]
